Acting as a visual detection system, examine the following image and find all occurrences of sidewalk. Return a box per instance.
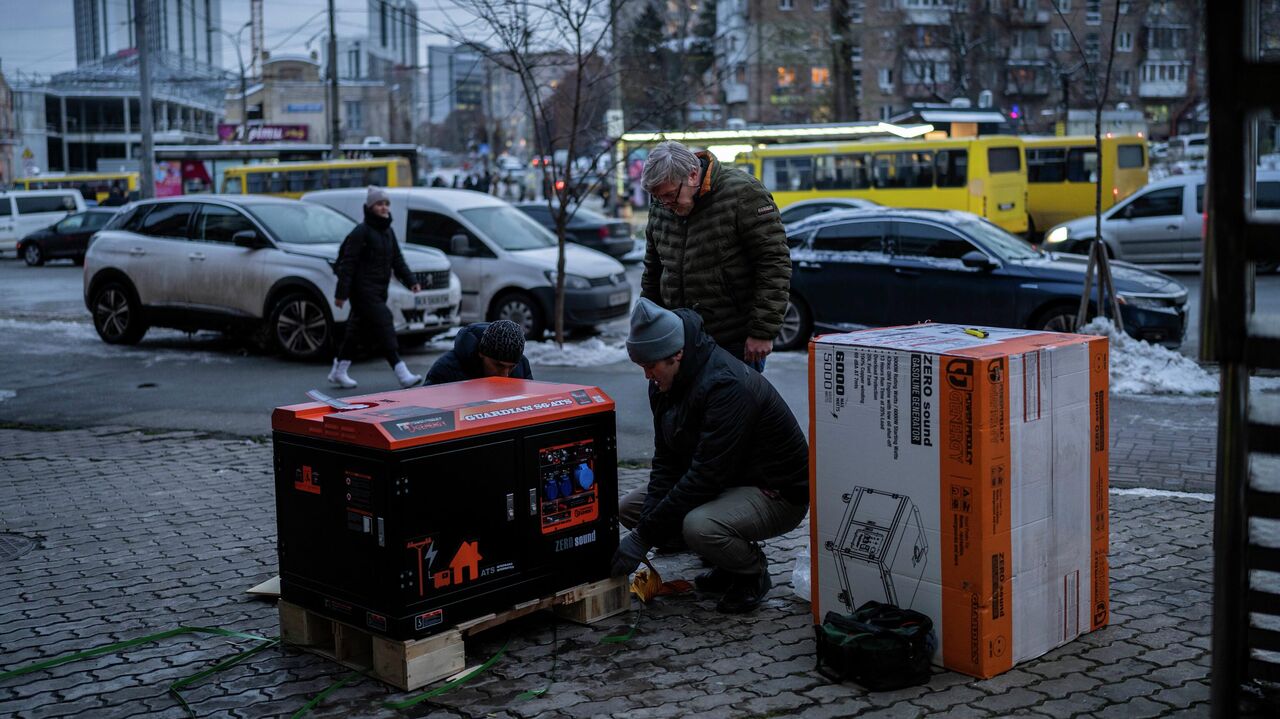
[0,425,1217,718]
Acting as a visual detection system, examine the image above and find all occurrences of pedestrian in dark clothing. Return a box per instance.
[328,186,424,389]
[640,141,792,372]
[101,185,128,207]
[431,176,447,187]
[425,321,533,385]
[610,298,810,614]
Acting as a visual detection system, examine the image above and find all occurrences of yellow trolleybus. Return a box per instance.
[14,172,139,203]
[1023,135,1148,236]
[220,158,412,198]
[741,135,1029,234]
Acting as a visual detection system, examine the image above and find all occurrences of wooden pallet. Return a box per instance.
[278,577,630,691]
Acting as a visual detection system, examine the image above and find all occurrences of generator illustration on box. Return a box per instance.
[271,378,619,640]
[825,486,929,611]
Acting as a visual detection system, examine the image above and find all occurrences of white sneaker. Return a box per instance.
[394,361,423,388]
[328,359,358,389]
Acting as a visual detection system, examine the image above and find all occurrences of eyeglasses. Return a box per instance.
[652,182,687,207]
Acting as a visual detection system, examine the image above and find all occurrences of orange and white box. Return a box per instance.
[808,323,1110,678]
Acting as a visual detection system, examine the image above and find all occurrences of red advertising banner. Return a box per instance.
[218,124,310,143]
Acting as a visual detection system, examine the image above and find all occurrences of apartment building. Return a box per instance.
[715,0,1208,138]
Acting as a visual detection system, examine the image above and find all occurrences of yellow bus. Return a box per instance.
[15,173,139,204]
[742,136,1029,234]
[1024,135,1148,236]
[220,158,413,199]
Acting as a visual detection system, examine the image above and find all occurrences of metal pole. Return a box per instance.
[134,0,154,199]
[327,0,341,159]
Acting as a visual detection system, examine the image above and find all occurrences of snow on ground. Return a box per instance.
[0,390,15,402]
[525,338,630,367]
[1079,318,1280,395]
[0,318,234,364]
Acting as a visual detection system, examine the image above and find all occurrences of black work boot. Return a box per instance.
[694,567,735,593]
[715,571,773,614]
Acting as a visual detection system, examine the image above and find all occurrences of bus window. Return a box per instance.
[764,157,813,191]
[365,166,389,186]
[1066,148,1098,183]
[936,150,968,187]
[1027,148,1066,182]
[268,172,288,194]
[246,174,266,194]
[814,156,837,190]
[873,152,933,188]
[1117,144,1145,168]
[835,154,870,189]
[988,147,1021,173]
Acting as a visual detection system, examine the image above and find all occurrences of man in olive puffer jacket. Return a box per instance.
[640,141,792,371]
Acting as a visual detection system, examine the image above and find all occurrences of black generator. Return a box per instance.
[272,378,619,640]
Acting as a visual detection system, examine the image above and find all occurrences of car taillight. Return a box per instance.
[598,225,609,240]
[1112,187,1119,199]
[1202,211,1208,241]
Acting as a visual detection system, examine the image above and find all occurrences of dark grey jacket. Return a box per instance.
[636,309,809,544]
[334,209,414,303]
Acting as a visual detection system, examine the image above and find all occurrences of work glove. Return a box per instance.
[610,531,651,577]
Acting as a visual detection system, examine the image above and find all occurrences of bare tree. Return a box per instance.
[1052,0,1126,331]
[425,0,737,345]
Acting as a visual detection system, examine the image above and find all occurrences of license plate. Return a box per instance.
[415,293,450,308]
[608,291,630,306]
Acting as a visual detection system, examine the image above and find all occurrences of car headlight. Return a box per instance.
[1117,294,1170,310]
[1045,227,1070,244]
[544,270,591,290]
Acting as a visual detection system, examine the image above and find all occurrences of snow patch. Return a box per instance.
[524,338,630,367]
[0,390,15,402]
[1109,487,1213,502]
[1078,318,1280,395]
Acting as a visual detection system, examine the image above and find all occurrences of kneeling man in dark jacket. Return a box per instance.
[611,298,809,613]
[425,320,532,385]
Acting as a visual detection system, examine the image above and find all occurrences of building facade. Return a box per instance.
[73,0,223,70]
[9,52,226,176]
[223,57,392,147]
[0,66,15,187]
[714,0,1208,138]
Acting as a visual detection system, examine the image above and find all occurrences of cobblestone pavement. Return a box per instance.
[0,426,1218,718]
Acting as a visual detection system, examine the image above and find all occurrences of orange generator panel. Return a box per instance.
[272,378,619,640]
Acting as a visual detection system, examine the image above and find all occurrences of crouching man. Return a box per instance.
[425,320,532,385]
[610,298,809,613]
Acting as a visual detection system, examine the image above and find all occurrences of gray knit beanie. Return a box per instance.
[627,298,685,363]
[365,185,390,207]
[479,320,525,363]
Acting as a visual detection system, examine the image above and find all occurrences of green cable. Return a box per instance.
[599,606,643,644]
[0,625,273,683]
[289,670,362,719]
[168,637,281,718]
[381,638,510,710]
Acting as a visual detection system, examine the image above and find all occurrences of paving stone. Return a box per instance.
[0,424,1226,718]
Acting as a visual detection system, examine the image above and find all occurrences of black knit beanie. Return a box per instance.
[479,320,525,363]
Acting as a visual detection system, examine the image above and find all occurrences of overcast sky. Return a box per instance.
[0,1,454,81]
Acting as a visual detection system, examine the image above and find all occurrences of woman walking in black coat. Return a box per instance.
[327,186,424,389]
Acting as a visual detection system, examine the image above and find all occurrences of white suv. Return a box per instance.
[83,196,461,360]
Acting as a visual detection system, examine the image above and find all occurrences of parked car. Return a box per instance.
[779,197,879,228]
[83,196,460,360]
[303,188,630,338]
[1043,171,1279,272]
[17,208,119,266]
[512,201,633,259]
[775,208,1188,351]
[0,190,87,257]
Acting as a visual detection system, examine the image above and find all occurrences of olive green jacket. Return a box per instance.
[640,153,791,347]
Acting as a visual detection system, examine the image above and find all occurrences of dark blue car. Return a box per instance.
[775,208,1188,351]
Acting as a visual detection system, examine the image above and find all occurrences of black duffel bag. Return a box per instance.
[813,600,937,691]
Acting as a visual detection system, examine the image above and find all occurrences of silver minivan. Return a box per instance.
[303,188,631,337]
[0,190,87,256]
[1043,170,1280,271]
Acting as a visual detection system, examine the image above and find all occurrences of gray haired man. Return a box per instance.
[640,140,792,371]
[611,298,809,613]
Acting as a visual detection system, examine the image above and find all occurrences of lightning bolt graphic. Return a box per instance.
[424,542,439,573]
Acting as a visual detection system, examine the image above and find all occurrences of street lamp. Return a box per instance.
[215,21,254,143]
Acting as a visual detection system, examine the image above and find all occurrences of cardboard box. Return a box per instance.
[808,324,1109,678]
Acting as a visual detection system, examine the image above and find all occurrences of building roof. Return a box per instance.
[17,50,233,110]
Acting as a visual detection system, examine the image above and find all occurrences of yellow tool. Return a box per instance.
[963,328,989,339]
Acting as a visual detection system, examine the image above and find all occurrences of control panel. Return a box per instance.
[537,439,599,534]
